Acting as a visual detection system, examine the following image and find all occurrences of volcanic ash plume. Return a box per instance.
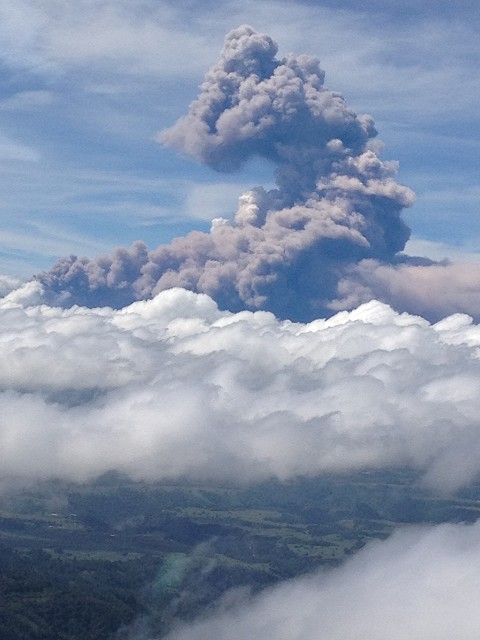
[37,25,415,321]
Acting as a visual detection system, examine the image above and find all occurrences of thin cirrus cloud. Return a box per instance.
[0,0,215,77]
[0,132,40,162]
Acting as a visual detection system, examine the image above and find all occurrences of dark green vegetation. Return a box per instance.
[2,469,480,639]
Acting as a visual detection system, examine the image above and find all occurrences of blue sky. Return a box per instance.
[0,0,479,278]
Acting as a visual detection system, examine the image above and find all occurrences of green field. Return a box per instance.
[2,469,480,639]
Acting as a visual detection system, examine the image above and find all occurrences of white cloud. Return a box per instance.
[0,275,24,297]
[1,288,480,491]
[0,132,40,162]
[183,182,265,221]
[0,0,215,78]
[0,90,54,110]
[164,519,480,640]
[405,239,480,264]
[0,226,111,262]
[1,0,478,123]
[0,163,209,276]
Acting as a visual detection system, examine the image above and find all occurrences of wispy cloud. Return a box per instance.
[0,90,54,110]
[0,132,40,162]
[164,520,480,640]
[405,239,480,265]
[0,0,215,78]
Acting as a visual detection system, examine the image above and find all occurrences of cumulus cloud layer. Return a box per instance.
[36,25,425,322]
[2,287,480,492]
[164,520,480,640]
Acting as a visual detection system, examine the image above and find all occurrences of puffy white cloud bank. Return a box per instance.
[1,286,480,492]
[164,520,480,640]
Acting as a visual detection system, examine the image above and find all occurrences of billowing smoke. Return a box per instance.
[37,25,419,322]
[2,287,480,493]
[5,24,480,638]
[163,520,480,640]
[332,260,480,323]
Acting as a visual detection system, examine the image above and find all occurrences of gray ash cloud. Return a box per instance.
[37,25,416,322]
